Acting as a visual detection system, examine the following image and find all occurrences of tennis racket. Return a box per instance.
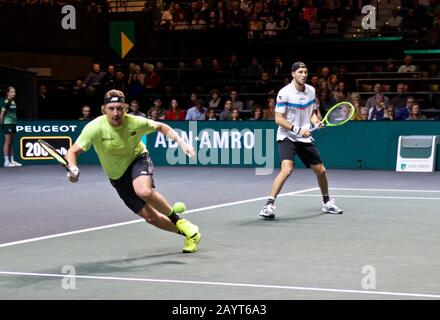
[310,101,355,132]
[37,139,74,174]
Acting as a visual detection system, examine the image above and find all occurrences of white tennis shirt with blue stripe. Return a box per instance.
[275,82,317,143]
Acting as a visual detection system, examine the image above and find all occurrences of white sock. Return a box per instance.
[10,155,14,163]
[4,156,10,164]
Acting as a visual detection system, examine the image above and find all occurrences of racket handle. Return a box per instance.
[310,126,318,132]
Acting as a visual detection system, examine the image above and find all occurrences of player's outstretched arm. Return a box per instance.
[155,122,195,158]
[65,143,84,183]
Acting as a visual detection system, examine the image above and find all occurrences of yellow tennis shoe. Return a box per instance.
[182,232,202,253]
[176,219,201,253]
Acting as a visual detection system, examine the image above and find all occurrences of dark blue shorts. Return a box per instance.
[109,153,155,214]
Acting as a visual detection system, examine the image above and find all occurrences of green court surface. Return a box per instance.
[1,187,439,300]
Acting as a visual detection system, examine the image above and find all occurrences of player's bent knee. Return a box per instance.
[135,187,154,200]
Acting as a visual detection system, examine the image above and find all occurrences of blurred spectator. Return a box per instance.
[268,56,287,75]
[84,63,105,96]
[216,1,227,28]
[193,58,204,70]
[143,63,161,93]
[309,16,321,38]
[127,67,144,99]
[318,81,336,114]
[147,97,166,120]
[254,72,275,95]
[397,55,417,73]
[206,10,219,29]
[240,0,253,16]
[79,105,94,120]
[406,103,427,120]
[174,12,190,30]
[359,107,369,121]
[186,99,208,120]
[103,64,116,91]
[277,11,290,33]
[207,89,223,110]
[230,107,241,121]
[160,5,174,29]
[263,96,276,120]
[390,83,408,110]
[293,11,310,39]
[368,94,386,120]
[172,3,185,22]
[248,14,264,38]
[191,13,206,30]
[228,0,247,29]
[318,66,331,85]
[73,78,86,97]
[395,96,415,120]
[303,0,318,23]
[229,89,244,111]
[210,58,223,74]
[382,9,403,34]
[148,105,165,120]
[382,105,395,121]
[128,100,146,118]
[384,58,398,72]
[205,107,218,120]
[200,1,211,22]
[165,99,186,120]
[249,105,264,120]
[264,16,277,38]
[328,74,338,91]
[349,92,365,120]
[323,16,339,37]
[332,81,347,102]
[401,8,420,38]
[365,83,390,110]
[309,75,319,90]
[114,70,127,92]
[258,1,273,22]
[219,99,233,120]
[187,92,199,109]
[225,54,241,80]
[247,57,264,76]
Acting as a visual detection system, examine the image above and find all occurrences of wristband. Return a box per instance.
[291,125,300,135]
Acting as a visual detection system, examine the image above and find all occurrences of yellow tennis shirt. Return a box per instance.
[75,114,157,180]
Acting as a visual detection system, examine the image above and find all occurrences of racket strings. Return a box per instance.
[326,103,354,125]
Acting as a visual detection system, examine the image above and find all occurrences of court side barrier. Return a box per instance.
[1,120,439,170]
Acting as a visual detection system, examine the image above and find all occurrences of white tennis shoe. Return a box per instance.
[322,199,343,214]
[259,204,276,220]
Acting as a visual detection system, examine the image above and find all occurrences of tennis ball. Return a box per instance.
[173,202,187,214]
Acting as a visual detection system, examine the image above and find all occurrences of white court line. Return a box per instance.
[0,271,439,299]
[0,187,319,249]
[331,187,440,193]
[289,194,440,200]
